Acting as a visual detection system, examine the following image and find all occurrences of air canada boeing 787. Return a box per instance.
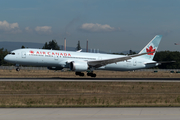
[4,35,167,77]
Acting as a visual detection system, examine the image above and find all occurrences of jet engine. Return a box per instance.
[70,61,88,71]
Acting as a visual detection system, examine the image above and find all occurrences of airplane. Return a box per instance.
[4,35,165,77]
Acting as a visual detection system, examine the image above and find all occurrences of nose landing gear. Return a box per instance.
[15,64,20,71]
[16,67,20,71]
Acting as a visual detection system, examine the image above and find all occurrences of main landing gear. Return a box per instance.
[75,72,84,76]
[75,72,96,77]
[87,72,96,77]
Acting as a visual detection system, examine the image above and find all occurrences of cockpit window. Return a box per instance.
[8,52,15,55]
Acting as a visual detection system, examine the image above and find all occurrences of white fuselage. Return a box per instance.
[4,48,157,71]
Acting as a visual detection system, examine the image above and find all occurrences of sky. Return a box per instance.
[0,0,180,53]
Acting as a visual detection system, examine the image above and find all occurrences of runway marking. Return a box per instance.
[0,93,180,95]
[1,79,180,82]
[0,113,180,116]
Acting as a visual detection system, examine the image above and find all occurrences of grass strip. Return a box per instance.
[0,81,180,107]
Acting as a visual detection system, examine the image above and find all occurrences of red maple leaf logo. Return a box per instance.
[29,51,34,54]
[146,46,155,55]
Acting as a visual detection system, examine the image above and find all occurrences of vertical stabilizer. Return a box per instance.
[138,35,162,60]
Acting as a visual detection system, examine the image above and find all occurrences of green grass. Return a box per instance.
[0,81,180,107]
[1,69,180,78]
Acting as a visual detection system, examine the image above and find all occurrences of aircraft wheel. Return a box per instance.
[87,72,96,77]
[79,73,84,76]
[91,74,96,77]
[75,72,80,75]
[16,68,20,71]
[76,72,84,76]
[87,72,91,76]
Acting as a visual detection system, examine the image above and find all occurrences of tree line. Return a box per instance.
[153,51,180,69]
[0,48,11,66]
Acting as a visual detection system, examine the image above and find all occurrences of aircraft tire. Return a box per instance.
[76,72,84,76]
[16,68,20,71]
[87,73,92,76]
[79,73,84,76]
[91,74,96,77]
[75,72,80,75]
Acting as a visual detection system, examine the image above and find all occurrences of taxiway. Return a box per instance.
[0,78,180,82]
[0,108,180,120]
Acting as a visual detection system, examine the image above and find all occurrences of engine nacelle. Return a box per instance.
[47,66,63,70]
[70,61,88,72]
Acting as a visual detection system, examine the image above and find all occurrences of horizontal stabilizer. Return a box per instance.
[144,61,175,65]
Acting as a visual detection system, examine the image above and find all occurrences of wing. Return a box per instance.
[88,52,154,68]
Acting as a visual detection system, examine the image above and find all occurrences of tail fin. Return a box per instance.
[138,35,162,60]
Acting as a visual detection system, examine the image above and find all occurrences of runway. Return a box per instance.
[1,78,180,82]
[0,108,180,120]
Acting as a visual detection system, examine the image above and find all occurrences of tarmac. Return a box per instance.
[1,78,180,82]
[0,108,180,120]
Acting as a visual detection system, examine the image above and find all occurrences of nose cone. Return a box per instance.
[4,55,8,61]
[4,55,10,62]
[4,55,16,64]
